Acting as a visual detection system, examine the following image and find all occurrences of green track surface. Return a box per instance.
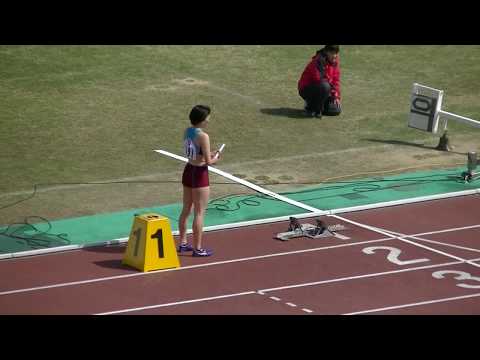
[1,167,478,255]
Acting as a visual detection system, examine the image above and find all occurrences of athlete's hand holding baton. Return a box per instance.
[213,143,225,160]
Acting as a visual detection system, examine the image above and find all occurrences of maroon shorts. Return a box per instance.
[182,163,210,188]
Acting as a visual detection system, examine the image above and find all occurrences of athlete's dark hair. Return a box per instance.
[189,105,211,125]
[323,45,340,53]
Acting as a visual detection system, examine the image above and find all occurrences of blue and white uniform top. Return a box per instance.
[184,127,203,160]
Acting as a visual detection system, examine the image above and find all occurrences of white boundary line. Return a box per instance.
[96,291,257,315]
[413,224,480,237]
[343,292,480,315]
[387,230,480,254]
[330,188,480,215]
[95,258,480,315]
[0,237,394,296]
[258,258,480,293]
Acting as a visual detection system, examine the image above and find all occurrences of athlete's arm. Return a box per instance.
[198,132,219,165]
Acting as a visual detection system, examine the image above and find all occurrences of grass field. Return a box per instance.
[1,45,479,223]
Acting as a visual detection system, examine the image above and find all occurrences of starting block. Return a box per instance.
[275,217,348,241]
[122,213,180,272]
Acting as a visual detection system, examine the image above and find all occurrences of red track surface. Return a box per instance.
[1,194,480,315]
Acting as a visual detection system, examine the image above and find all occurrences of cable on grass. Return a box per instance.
[0,162,471,212]
[207,193,281,212]
[0,216,70,250]
[0,162,475,247]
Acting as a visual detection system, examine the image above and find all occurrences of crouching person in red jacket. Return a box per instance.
[298,45,341,118]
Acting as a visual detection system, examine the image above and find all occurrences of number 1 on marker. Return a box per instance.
[151,228,164,258]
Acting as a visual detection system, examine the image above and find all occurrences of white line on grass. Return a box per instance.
[230,144,394,168]
[0,144,396,199]
[343,292,480,315]
[204,82,267,106]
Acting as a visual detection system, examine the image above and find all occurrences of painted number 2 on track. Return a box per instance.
[362,245,480,289]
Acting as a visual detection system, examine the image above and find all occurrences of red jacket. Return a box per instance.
[298,52,341,100]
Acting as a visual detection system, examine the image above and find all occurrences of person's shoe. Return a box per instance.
[177,243,194,252]
[303,101,315,117]
[304,109,316,118]
[192,248,213,257]
[314,112,322,119]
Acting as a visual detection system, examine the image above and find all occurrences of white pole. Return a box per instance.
[438,110,480,129]
[154,148,480,267]
[153,149,324,214]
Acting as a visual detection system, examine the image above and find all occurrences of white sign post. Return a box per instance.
[408,83,480,134]
[408,83,480,152]
[408,83,444,134]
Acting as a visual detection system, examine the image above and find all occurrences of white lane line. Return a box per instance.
[3,221,480,296]
[263,293,307,313]
[413,224,480,237]
[93,258,480,315]
[343,292,480,315]
[334,233,351,240]
[96,291,256,315]
[259,259,480,293]
[0,237,394,296]
[389,232,480,254]
[302,308,314,313]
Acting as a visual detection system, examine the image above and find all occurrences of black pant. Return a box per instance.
[299,81,341,116]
